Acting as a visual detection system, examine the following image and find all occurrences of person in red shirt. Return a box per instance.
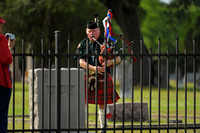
[0,16,16,133]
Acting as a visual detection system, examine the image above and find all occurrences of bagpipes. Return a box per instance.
[92,9,137,68]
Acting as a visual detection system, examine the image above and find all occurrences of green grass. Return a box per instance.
[8,82,29,115]
[7,80,200,132]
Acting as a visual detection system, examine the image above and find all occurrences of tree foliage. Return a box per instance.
[1,0,200,76]
[140,0,200,54]
[1,0,200,53]
[0,0,108,53]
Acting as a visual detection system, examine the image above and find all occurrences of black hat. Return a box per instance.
[87,21,98,29]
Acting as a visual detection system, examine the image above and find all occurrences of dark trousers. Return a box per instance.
[0,85,11,133]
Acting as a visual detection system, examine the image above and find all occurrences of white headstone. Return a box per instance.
[183,72,200,88]
[116,60,133,98]
[29,68,85,132]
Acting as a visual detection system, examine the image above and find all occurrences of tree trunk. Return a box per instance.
[99,0,149,85]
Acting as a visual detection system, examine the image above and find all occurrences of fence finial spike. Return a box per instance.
[193,32,196,41]
[167,42,170,49]
[158,32,161,40]
[68,32,70,40]
[41,32,44,39]
[21,32,25,39]
[176,33,179,40]
[31,42,34,51]
[48,42,51,50]
[158,36,161,41]
[140,35,143,40]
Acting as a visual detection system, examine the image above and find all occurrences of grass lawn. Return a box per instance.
[7,80,200,132]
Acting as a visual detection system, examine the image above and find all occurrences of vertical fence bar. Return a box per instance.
[104,37,108,133]
[140,37,143,133]
[193,38,196,133]
[48,43,52,132]
[55,30,61,133]
[31,43,35,132]
[12,43,16,133]
[131,41,135,133]
[167,48,170,133]
[175,36,179,132]
[68,33,71,132]
[41,33,44,132]
[10,33,200,133]
[184,50,187,133]
[158,37,161,133]
[77,46,80,133]
[149,47,152,133]
[122,35,125,133]
[95,44,98,133]
[22,33,25,133]
[113,43,117,133]
[86,38,89,133]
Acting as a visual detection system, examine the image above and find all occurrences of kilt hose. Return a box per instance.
[84,73,120,105]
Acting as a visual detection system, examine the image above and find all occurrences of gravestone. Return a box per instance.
[29,68,85,133]
[116,60,133,98]
[25,44,32,83]
[183,72,200,88]
[107,102,148,122]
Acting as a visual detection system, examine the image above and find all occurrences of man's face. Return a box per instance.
[86,28,100,42]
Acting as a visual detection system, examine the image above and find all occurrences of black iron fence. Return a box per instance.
[7,31,200,133]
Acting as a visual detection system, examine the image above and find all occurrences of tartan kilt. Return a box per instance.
[84,73,120,105]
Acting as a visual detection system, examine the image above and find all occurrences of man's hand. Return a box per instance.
[95,66,105,75]
[102,59,113,67]
[79,59,105,75]
[102,56,121,67]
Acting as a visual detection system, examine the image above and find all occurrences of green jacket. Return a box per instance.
[74,37,111,73]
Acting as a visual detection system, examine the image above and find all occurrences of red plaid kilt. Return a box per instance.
[84,73,120,105]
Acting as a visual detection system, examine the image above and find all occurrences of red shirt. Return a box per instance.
[0,34,12,89]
